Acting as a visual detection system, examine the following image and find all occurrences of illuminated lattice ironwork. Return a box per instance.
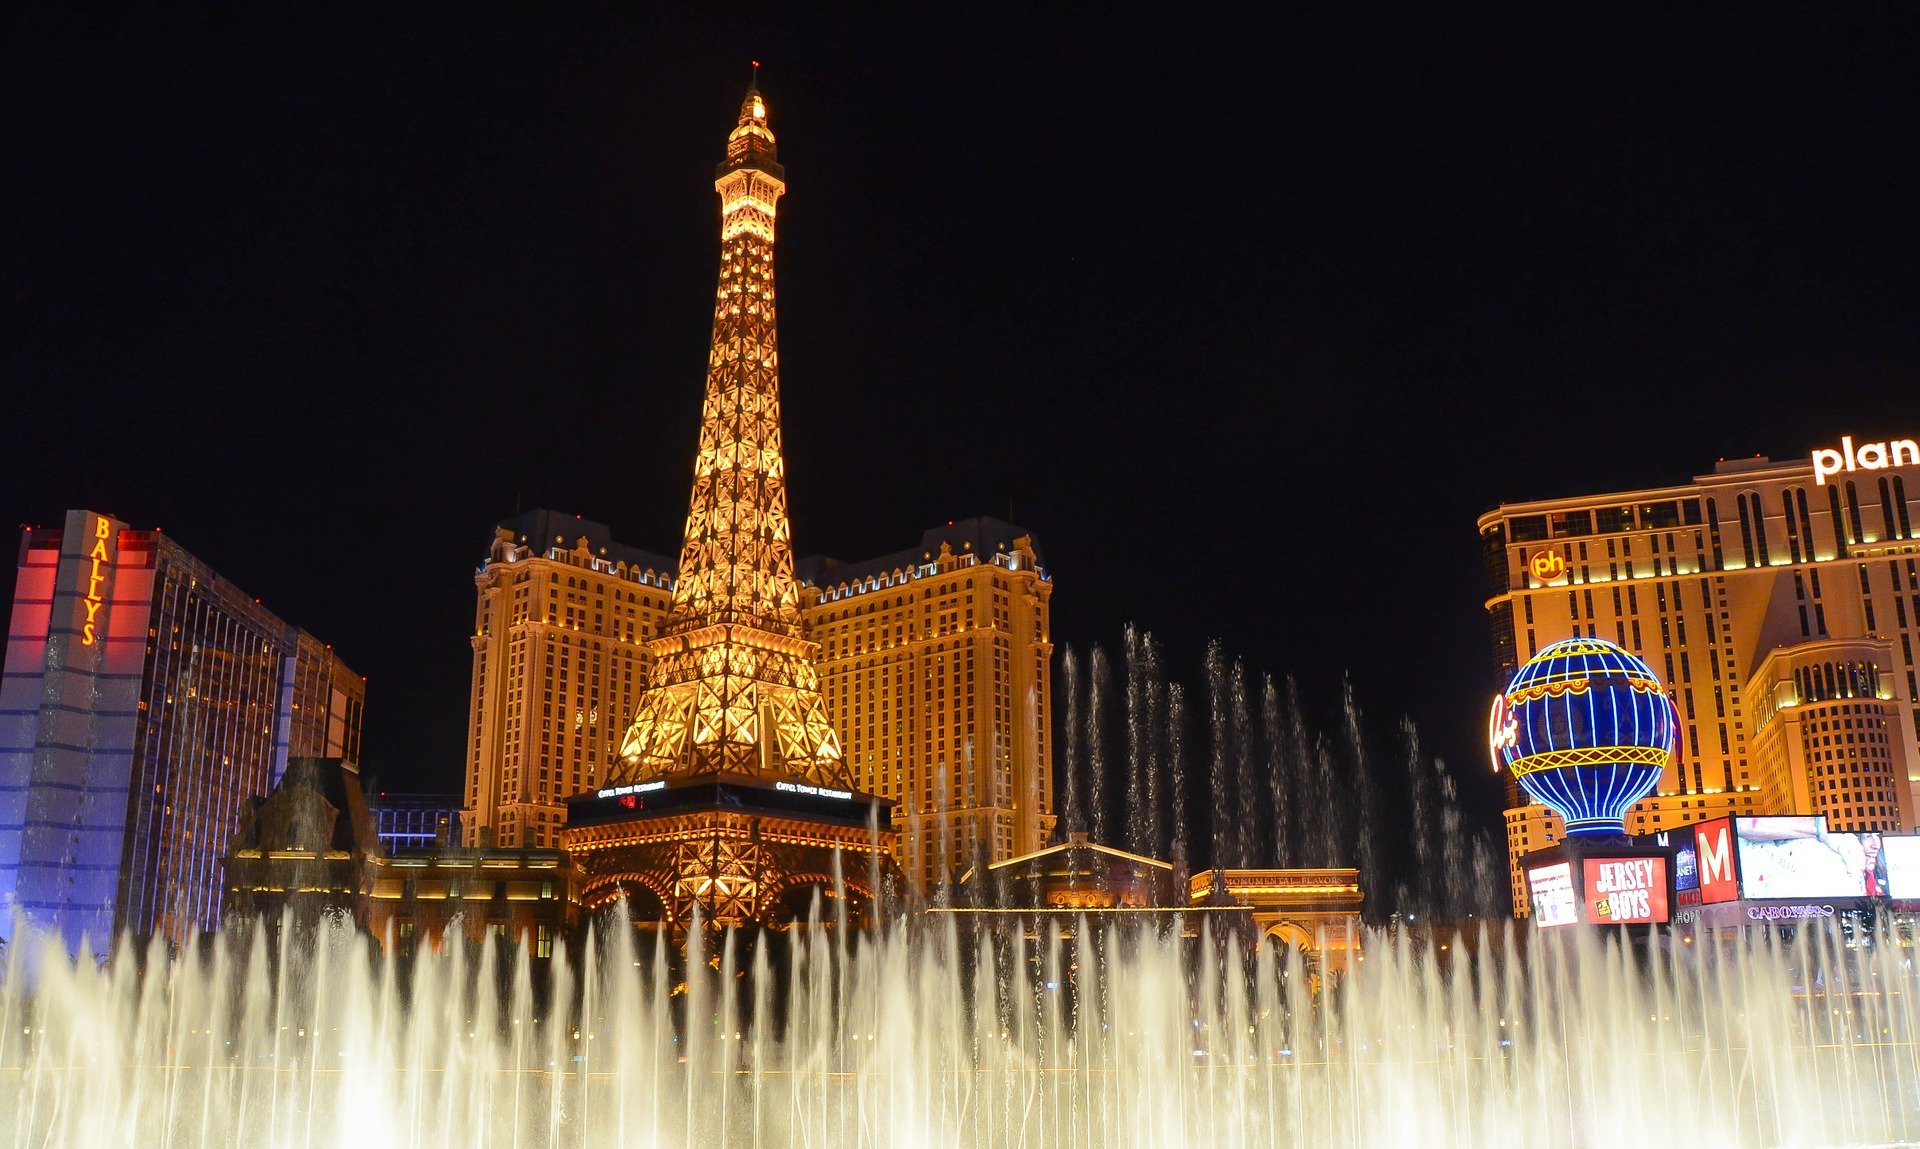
[565,806,884,936]
[613,83,848,790]
[1489,637,1677,836]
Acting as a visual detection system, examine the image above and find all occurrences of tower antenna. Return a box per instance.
[750,59,760,89]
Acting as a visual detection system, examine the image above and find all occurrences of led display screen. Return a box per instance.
[1734,817,1883,900]
[1882,835,1920,901]
[1670,835,1698,894]
[1582,857,1669,925]
[1528,862,1578,927]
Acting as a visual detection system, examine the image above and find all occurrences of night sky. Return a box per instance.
[4,9,1916,848]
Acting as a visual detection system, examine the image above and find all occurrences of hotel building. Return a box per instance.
[1480,442,1920,915]
[461,512,1054,893]
[0,510,364,953]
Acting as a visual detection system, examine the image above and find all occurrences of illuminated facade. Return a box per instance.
[559,83,895,933]
[463,515,1056,889]
[461,511,674,850]
[802,520,1055,891]
[458,86,1056,893]
[225,758,579,960]
[1481,444,1920,914]
[0,511,364,953]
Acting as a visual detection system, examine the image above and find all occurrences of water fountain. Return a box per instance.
[6,906,1920,1146]
[7,635,1920,1146]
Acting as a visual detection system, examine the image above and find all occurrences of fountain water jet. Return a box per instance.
[7,911,1920,1146]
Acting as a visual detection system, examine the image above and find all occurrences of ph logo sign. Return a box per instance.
[1529,551,1566,583]
[1812,435,1918,485]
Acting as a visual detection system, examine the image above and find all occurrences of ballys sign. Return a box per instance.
[1812,435,1919,486]
[79,514,114,647]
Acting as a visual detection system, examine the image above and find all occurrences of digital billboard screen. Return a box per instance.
[1671,835,1698,894]
[1882,835,1920,901]
[1693,817,1738,904]
[1527,862,1578,927]
[1734,816,1883,900]
[1635,826,1700,904]
[1582,856,1670,925]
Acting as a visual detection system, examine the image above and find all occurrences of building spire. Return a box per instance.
[613,82,847,789]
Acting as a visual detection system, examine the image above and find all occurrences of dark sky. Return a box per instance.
[4,8,1916,842]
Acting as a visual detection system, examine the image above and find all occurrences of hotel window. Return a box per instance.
[1783,490,1804,563]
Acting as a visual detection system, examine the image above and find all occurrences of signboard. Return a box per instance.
[1694,817,1739,904]
[1682,900,1846,930]
[774,780,854,801]
[1734,817,1882,900]
[595,780,665,799]
[1528,862,1578,927]
[1812,435,1919,485]
[1582,857,1670,925]
[1884,835,1920,901]
[1529,550,1566,582]
[1487,693,1518,771]
[1674,833,1704,906]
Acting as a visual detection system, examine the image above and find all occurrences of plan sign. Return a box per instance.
[1583,857,1669,925]
[1811,435,1919,485]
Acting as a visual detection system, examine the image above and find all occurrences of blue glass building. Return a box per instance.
[0,510,363,954]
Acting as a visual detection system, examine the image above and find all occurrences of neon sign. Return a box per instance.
[1812,435,1918,485]
[596,780,665,799]
[1486,693,1518,772]
[1528,550,1566,582]
[81,515,112,646]
[1746,903,1834,921]
[775,781,853,801]
[1494,637,1677,837]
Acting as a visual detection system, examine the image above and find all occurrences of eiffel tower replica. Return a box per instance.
[562,77,896,936]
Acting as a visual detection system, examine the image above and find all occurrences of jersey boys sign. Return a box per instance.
[1583,857,1670,925]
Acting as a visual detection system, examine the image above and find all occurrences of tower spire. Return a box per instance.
[614,83,847,789]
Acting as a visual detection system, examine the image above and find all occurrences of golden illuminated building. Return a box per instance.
[556,82,895,933]
[952,839,1361,982]
[461,513,675,850]
[460,85,1055,897]
[802,522,1055,891]
[1481,442,1920,914]
[1190,868,1363,979]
